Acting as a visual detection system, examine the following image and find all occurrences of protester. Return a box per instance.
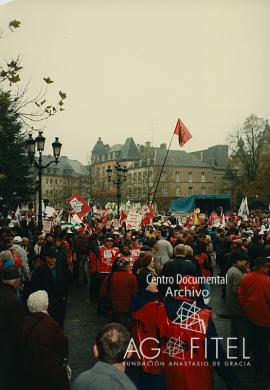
[238,257,270,374]
[226,250,250,357]
[73,323,136,390]
[99,258,137,329]
[157,275,238,390]
[97,236,120,292]
[22,290,70,390]
[131,271,165,390]
[11,235,31,281]
[0,261,23,390]
[30,248,69,327]
[155,231,173,273]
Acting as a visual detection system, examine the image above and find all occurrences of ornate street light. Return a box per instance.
[26,131,62,231]
[106,162,128,219]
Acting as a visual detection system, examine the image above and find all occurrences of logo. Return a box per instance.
[70,198,84,213]
[173,301,206,334]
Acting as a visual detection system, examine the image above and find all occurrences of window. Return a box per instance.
[176,187,181,196]
[50,178,53,184]
[176,171,180,182]
[55,179,58,184]
[201,172,205,182]
[188,187,193,196]
[201,187,206,195]
[161,186,168,195]
[213,176,216,183]
[46,178,49,184]
[188,172,192,182]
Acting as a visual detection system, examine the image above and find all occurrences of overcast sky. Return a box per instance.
[1,0,270,164]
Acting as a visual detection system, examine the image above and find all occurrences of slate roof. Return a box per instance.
[92,137,140,161]
[92,137,106,155]
[36,155,88,177]
[120,138,140,160]
[153,149,210,168]
[190,145,228,168]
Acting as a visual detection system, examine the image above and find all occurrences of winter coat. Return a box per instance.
[30,263,69,326]
[155,238,173,273]
[0,283,23,390]
[131,290,163,374]
[22,312,69,390]
[238,271,270,327]
[226,265,245,316]
[100,271,137,312]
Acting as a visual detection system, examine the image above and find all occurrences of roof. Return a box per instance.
[37,155,88,177]
[154,149,210,168]
[92,137,140,161]
[109,144,122,153]
[92,137,106,155]
[120,137,140,160]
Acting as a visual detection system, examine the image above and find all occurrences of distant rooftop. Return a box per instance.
[36,155,88,176]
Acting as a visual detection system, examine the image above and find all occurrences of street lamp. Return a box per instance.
[26,131,62,231]
[106,162,128,219]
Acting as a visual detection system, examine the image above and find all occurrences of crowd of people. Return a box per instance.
[0,208,270,389]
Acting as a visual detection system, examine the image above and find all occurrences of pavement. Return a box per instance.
[65,279,269,390]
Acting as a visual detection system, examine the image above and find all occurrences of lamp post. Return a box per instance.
[106,162,128,219]
[26,131,62,231]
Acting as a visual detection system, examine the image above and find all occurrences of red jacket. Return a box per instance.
[100,271,137,312]
[157,303,213,390]
[238,271,270,327]
[98,246,119,273]
[196,253,212,278]
[131,291,163,374]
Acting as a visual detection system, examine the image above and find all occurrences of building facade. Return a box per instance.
[34,155,90,209]
[91,138,236,209]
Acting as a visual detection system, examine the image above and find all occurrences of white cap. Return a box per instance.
[13,236,22,243]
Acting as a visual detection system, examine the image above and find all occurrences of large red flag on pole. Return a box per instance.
[174,118,192,147]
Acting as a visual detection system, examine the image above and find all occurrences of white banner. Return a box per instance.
[126,212,142,231]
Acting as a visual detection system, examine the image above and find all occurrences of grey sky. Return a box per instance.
[2,0,270,163]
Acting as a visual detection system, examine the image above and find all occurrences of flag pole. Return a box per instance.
[152,131,175,205]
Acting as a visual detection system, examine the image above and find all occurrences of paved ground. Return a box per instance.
[65,280,269,390]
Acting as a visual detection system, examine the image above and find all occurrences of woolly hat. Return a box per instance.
[1,264,20,281]
[27,290,49,313]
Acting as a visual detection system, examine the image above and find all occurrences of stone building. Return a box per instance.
[91,137,236,209]
[34,155,90,209]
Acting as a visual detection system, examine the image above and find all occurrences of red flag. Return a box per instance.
[174,118,192,147]
[66,194,91,219]
[101,211,107,226]
[141,203,155,225]
[120,210,127,224]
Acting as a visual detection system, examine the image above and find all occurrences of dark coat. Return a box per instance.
[0,283,24,389]
[30,263,69,326]
[22,312,69,390]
